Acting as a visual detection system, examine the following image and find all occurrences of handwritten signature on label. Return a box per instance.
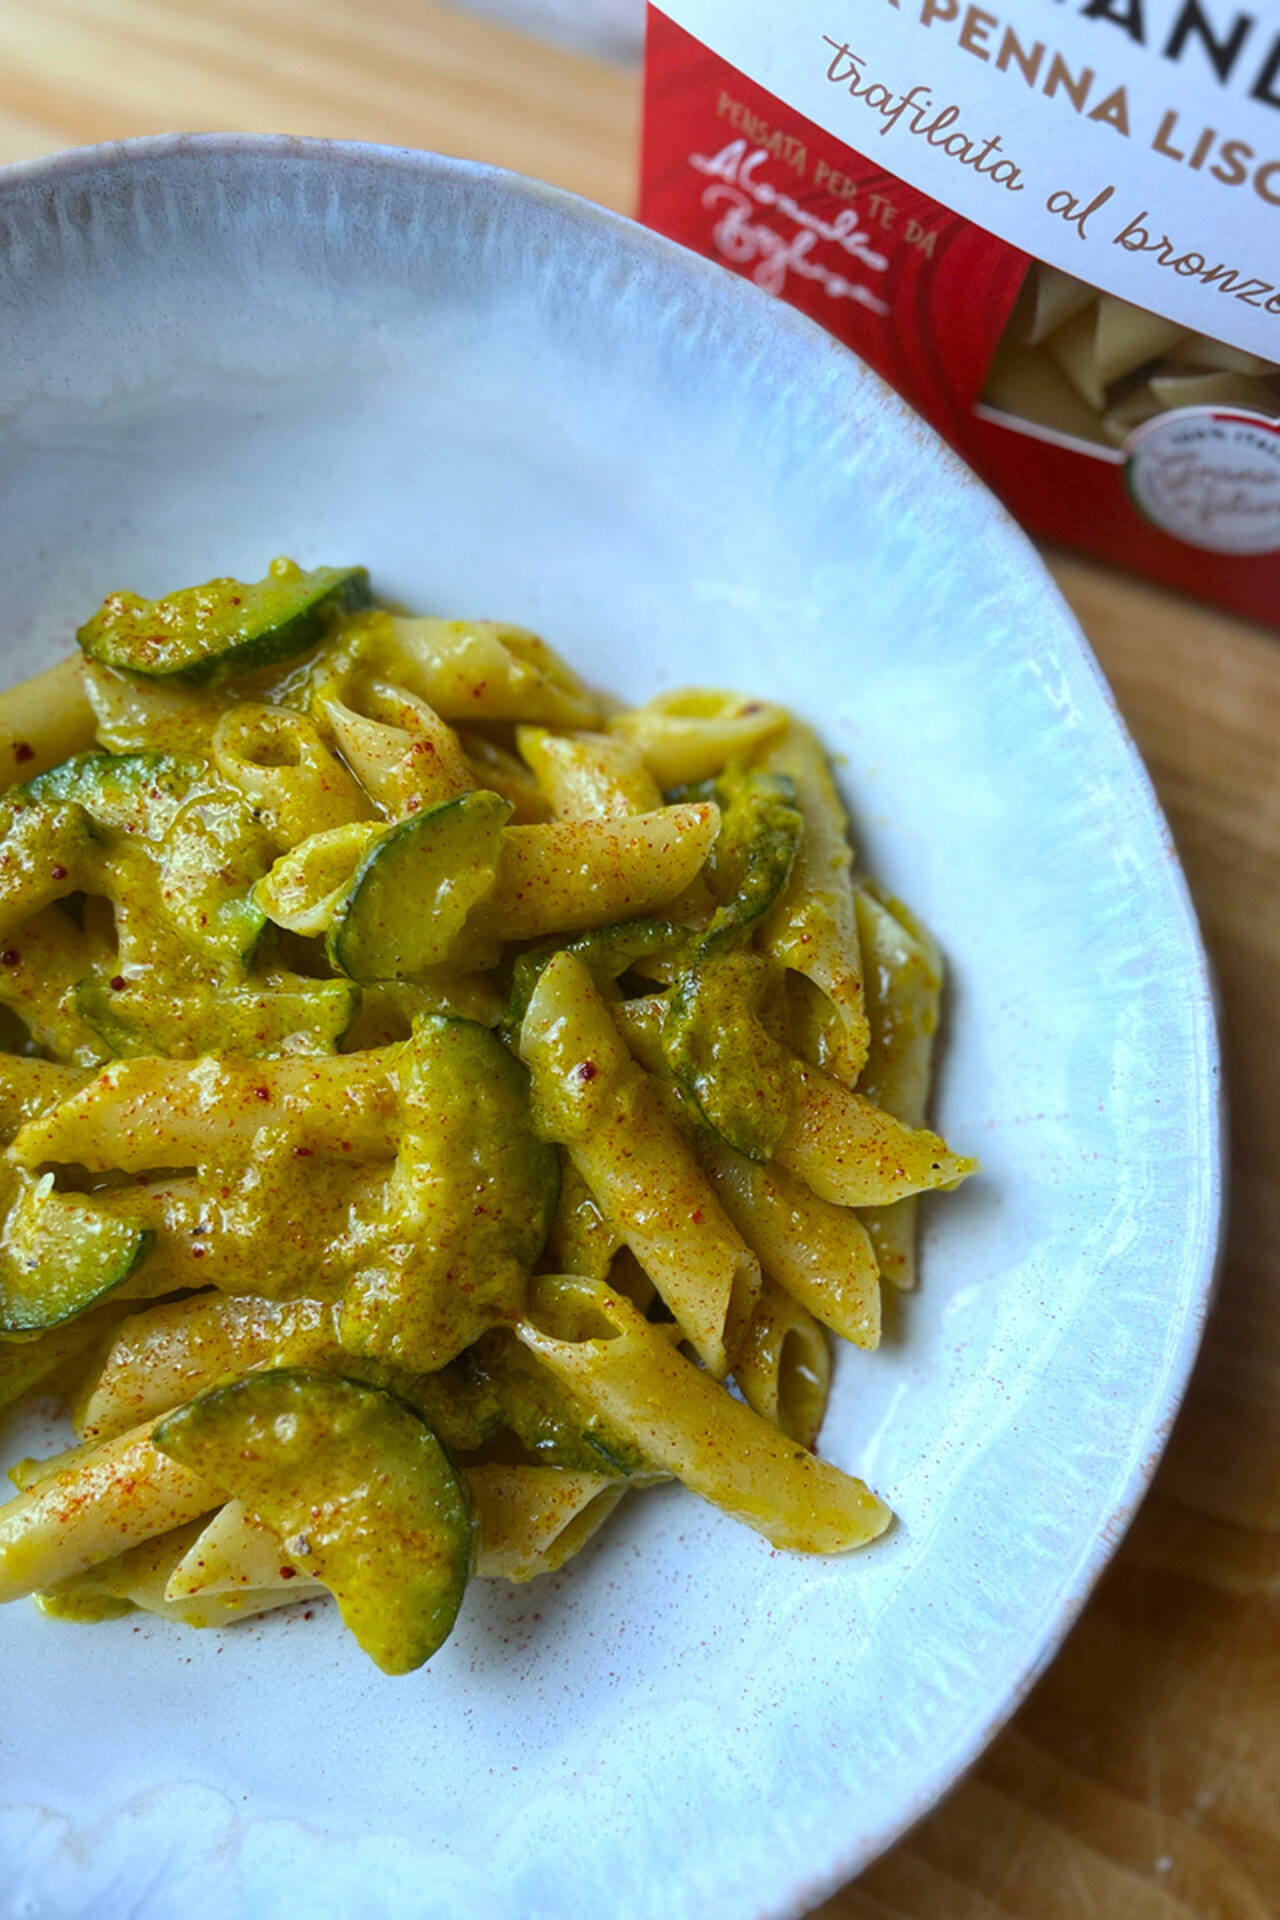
[690,139,891,312]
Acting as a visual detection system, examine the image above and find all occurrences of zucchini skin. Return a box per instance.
[153,1367,474,1675]
[77,560,371,686]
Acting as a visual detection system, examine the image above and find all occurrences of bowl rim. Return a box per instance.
[0,129,1226,1918]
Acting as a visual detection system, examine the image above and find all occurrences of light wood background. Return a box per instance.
[2,4,1276,1914]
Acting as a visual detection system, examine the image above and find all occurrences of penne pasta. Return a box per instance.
[855,886,944,1291]
[467,1463,633,1582]
[0,657,97,787]
[607,687,788,788]
[0,1420,218,1603]
[733,1276,831,1452]
[519,951,760,1378]
[330,614,601,728]
[516,725,662,820]
[985,260,1280,452]
[315,679,473,817]
[761,721,869,1085]
[470,804,720,943]
[212,705,373,844]
[696,1138,881,1349]
[1011,262,1095,345]
[516,1276,889,1553]
[9,1050,401,1173]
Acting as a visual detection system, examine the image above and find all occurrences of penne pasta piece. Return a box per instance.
[1148,368,1280,416]
[212,705,373,844]
[761,721,870,1085]
[607,688,788,788]
[166,1499,299,1596]
[75,1293,340,1441]
[252,821,382,935]
[315,679,472,817]
[519,951,760,1378]
[336,614,601,727]
[854,887,941,1125]
[1044,304,1109,410]
[0,657,97,787]
[516,726,662,821]
[696,1138,881,1349]
[81,658,222,755]
[733,1276,832,1451]
[516,1276,889,1553]
[982,339,1112,447]
[467,1463,631,1581]
[1012,263,1095,345]
[778,1063,973,1207]
[0,1420,220,1602]
[1178,335,1277,378]
[469,804,719,944]
[38,1516,326,1625]
[9,1049,402,1173]
[855,887,944,1290]
[1092,295,1189,387]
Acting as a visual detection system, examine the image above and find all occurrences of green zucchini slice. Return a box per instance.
[25,751,273,973]
[340,1015,559,1370]
[153,1369,474,1675]
[0,1178,153,1335]
[327,789,511,982]
[673,765,803,957]
[661,952,792,1163]
[77,559,371,686]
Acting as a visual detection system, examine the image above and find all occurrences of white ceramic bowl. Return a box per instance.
[0,136,1221,1920]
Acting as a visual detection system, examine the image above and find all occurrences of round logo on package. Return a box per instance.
[1125,408,1280,556]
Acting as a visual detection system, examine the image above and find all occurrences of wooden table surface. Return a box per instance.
[3,5,1277,1915]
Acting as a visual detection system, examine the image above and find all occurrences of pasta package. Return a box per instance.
[641,3,1280,625]
[0,559,976,1674]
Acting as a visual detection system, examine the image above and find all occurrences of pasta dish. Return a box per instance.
[0,559,974,1673]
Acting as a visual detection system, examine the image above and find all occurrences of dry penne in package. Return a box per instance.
[0,558,975,1674]
[642,2,1280,624]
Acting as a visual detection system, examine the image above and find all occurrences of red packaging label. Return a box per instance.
[641,7,1280,628]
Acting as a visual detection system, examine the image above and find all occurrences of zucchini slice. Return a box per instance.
[673,765,803,957]
[153,1369,474,1675]
[0,1176,152,1335]
[340,1015,559,1370]
[25,752,273,973]
[327,789,511,981]
[77,559,371,686]
[661,952,792,1163]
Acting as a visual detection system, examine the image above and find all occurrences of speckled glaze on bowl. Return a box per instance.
[0,137,1220,1920]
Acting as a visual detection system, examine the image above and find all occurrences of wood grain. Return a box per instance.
[1,7,1275,1915]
